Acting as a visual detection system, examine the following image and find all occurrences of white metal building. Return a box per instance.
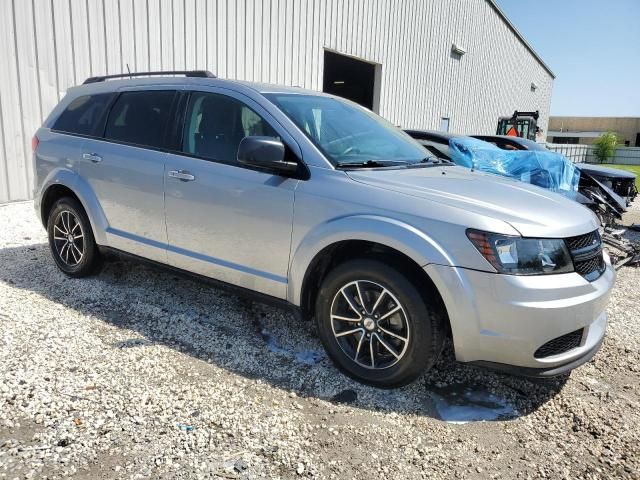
[0,0,554,203]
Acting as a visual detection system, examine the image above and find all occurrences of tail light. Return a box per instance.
[32,135,39,152]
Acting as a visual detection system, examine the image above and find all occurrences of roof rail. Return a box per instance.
[83,70,216,84]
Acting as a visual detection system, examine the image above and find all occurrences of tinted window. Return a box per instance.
[52,93,115,136]
[182,92,278,163]
[104,91,175,148]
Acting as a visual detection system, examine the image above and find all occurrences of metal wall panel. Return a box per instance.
[0,0,554,202]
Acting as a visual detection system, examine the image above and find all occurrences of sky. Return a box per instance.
[495,0,640,117]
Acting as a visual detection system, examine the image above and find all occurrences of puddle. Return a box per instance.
[260,328,326,365]
[427,383,518,424]
[294,349,326,365]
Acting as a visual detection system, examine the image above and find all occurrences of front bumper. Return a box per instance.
[425,255,615,374]
[469,335,604,377]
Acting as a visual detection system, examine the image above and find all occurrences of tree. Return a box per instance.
[593,132,619,163]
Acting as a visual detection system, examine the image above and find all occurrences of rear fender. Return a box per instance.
[39,168,109,245]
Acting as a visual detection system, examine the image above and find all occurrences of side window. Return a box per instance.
[104,90,175,148]
[182,92,278,163]
[52,93,115,136]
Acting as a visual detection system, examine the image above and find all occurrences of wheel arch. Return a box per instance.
[39,171,109,245]
[41,184,82,226]
[289,216,452,331]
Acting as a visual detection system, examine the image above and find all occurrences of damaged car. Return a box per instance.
[473,134,637,209]
[406,130,632,227]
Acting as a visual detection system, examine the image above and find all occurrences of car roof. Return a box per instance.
[472,134,547,151]
[67,75,331,98]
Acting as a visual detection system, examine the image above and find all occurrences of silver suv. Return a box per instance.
[33,71,615,387]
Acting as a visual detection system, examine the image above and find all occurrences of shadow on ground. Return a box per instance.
[0,243,568,423]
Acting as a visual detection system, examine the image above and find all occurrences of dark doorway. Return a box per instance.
[322,50,377,110]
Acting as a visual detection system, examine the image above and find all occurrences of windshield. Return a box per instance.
[265,94,429,166]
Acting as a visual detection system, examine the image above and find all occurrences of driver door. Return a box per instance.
[163,90,300,299]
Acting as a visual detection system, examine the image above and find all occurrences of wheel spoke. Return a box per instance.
[340,288,363,318]
[73,233,84,240]
[53,235,67,241]
[331,314,361,323]
[369,335,375,368]
[63,212,71,233]
[354,332,364,361]
[71,221,81,233]
[54,224,67,235]
[374,333,400,359]
[72,244,83,261]
[70,245,79,263]
[335,328,363,338]
[378,305,401,322]
[61,243,70,263]
[378,326,408,343]
[355,281,367,314]
[370,289,388,316]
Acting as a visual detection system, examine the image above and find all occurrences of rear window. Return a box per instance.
[104,91,175,148]
[52,93,115,136]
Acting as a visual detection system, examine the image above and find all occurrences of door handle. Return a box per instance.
[82,153,102,163]
[168,169,196,181]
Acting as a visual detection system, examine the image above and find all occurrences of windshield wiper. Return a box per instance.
[413,156,453,166]
[335,159,409,169]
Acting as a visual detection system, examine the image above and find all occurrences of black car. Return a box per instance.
[473,134,637,206]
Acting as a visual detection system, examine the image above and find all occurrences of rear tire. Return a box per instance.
[315,259,445,388]
[47,197,101,277]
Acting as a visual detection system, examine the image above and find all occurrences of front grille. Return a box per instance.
[566,230,600,251]
[534,329,584,358]
[574,255,605,276]
[565,230,605,281]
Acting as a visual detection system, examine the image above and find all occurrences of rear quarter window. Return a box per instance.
[52,93,115,136]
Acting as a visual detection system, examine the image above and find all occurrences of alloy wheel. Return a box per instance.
[330,280,410,369]
[52,210,85,267]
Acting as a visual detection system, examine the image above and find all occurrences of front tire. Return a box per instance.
[315,259,445,388]
[47,197,101,277]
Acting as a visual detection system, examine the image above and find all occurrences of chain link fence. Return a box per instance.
[546,144,640,165]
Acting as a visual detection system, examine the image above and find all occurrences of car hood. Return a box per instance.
[346,166,598,238]
[577,164,636,179]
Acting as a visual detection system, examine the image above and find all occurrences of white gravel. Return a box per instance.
[0,200,638,479]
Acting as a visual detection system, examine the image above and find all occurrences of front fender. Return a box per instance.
[38,169,109,245]
[287,215,454,305]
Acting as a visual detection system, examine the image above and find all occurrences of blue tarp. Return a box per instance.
[448,137,580,198]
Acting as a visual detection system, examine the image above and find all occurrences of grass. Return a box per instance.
[600,164,640,190]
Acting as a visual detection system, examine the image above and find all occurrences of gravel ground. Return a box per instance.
[0,200,638,479]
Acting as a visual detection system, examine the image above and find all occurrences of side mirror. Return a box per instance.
[237,136,298,175]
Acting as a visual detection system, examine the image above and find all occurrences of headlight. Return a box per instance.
[466,230,574,275]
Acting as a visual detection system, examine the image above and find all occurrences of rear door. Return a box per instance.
[80,88,176,263]
[46,93,116,201]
